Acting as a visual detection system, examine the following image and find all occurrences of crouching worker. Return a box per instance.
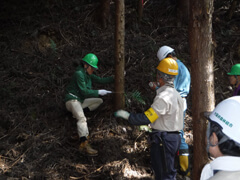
[201,96,240,180]
[65,53,114,156]
[114,58,184,180]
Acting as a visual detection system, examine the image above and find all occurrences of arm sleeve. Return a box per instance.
[128,113,151,125]
[151,94,169,116]
[128,96,168,125]
[91,74,114,84]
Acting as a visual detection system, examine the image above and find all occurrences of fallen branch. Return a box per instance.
[3,147,31,174]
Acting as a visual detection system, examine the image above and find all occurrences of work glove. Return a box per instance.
[114,110,130,120]
[139,125,152,132]
[98,89,112,96]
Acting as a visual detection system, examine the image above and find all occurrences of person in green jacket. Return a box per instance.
[227,64,240,96]
[65,53,114,156]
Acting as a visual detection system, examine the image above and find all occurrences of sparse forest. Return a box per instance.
[0,0,239,179]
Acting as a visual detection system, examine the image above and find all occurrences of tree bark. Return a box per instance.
[95,0,110,28]
[227,0,237,20]
[137,0,143,20]
[177,0,189,26]
[189,0,215,179]
[114,0,125,110]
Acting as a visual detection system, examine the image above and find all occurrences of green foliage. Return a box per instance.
[50,39,57,52]
[125,90,146,108]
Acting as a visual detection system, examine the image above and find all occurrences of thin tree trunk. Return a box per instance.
[137,0,143,20]
[114,0,125,110]
[227,0,237,20]
[177,0,189,25]
[100,0,110,28]
[189,0,215,179]
[94,0,110,28]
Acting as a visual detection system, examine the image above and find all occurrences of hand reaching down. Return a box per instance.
[114,110,130,120]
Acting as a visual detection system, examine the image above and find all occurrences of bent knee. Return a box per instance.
[97,98,103,104]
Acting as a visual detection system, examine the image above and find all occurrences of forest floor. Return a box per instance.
[0,0,239,179]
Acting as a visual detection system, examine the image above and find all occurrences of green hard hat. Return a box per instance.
[82,53,98,69]
[227,64,240,75]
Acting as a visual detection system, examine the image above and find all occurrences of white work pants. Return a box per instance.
[65,98,103,137]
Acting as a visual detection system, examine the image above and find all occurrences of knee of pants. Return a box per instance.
[98,98,103,104]
[65,100,83,118]
[94,98,103,106]
[89,98,103,111]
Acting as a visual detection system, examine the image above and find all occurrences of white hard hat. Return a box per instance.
[209,96,240,144]
[157,46,174,61]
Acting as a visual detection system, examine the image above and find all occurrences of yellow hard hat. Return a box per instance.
[156,57,178,75]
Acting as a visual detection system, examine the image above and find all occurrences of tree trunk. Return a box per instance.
[114,0,125,110]
[227,0,237,20]
[177,0,189,26]
[189,0,215,179]
[137,0,143,20]
[95,0,110,28]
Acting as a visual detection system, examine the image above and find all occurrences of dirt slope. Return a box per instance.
[0,0,239,179]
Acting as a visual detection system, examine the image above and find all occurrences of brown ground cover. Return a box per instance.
[0,0,239,179]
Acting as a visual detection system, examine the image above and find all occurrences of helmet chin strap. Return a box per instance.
[206,123,211,152]
[84,64,90,74]
[235,75,239,87]
[206,139,218,151]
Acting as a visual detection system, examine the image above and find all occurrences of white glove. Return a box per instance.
[98,89,112,96]
[139,125,152,132]
[114,110,130,120]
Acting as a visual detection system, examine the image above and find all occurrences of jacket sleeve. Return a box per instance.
[91,74,114,84]
[128,106,160,125]
[128,113,151,125]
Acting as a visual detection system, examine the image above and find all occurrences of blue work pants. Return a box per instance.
[149,132,181,180]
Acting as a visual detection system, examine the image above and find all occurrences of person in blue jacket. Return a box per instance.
[153,45,191,176]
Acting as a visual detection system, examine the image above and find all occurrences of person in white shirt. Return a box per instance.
[201,96,240,180]
[115,58,184,180]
